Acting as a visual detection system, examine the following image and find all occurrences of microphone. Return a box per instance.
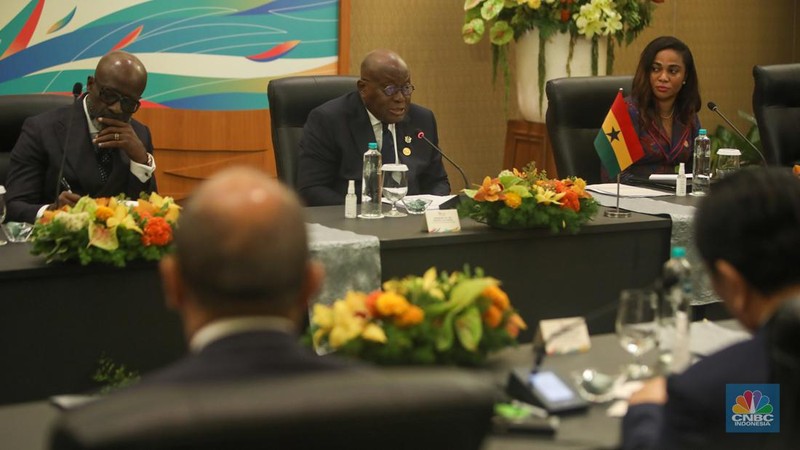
[707,102,768,166]
[72,82,82,99]
[415,129,470,190]
[54,84,82,201]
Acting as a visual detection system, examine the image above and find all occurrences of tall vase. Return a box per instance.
[516,31,608,123]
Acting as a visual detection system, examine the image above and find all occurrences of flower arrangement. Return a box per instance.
[458,163,598,232]
[462,0,662,101]
[31,192,180,267]
[309,266,527,366]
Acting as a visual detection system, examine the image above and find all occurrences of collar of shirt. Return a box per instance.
[82,95,101,138]
[366,108,396,162]
[189,316,297,353]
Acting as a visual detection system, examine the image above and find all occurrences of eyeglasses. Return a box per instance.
[362,79,415,97]
[93,78,141,114]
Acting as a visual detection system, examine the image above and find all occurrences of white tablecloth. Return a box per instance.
[307,223,381,305]
[591,193,718,305]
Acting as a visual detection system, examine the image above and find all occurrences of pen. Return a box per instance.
[60,177,72,192]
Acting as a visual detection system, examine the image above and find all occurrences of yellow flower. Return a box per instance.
[361,323,388,343]
[503,192,522,209]
[106,204,143,234]
[311,303,333,329]
[534,185,565,206]
[527,0,542,9]
[376,292,410,317]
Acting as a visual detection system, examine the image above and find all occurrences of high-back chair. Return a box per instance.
[545,75,633,184]
[267,75,359,187]
[0,94,74,185]
[49,369,495,450]
[752,64,800,166]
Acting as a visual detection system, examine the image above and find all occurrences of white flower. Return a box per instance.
[54,211,90,232]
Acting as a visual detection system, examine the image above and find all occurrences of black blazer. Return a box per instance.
[297,91,450,206]
[136,330,356,386]
[5,98,156,223]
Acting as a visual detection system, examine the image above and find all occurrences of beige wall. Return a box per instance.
[348,0,798,188]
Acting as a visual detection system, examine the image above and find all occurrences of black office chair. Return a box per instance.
[752,64,800,166]
[0,94,74,185]
[267,75,359,187]
[50,369,495,450]
[545,75,633,184]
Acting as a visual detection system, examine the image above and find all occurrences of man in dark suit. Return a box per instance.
[139,166,352,385]
[297,49,450,206]
[5,51,156,223]
[622,168,800,449]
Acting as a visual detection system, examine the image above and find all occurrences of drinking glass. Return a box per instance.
[616,289,658,380]
[382,164,408,218]
[0,189,7,246]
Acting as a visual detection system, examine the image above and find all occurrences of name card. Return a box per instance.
[424,209,461,233]
[537,316,591,355]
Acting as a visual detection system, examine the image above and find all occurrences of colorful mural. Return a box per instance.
[0,0,340,110]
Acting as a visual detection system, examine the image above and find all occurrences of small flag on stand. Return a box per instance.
[593,91,644,178]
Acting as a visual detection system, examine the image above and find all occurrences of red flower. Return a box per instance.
[141,217,173,246]
[560,9,571,22]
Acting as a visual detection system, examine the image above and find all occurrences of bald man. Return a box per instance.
[138,167,352,385]
[297,49,450,206]
[6,50,157,223]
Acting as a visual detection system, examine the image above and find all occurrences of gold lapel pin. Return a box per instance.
[403,147,412,157]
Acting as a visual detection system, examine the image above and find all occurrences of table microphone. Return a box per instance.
[707,101,767,166]
[54,83,83,200]
[415,129,470,190]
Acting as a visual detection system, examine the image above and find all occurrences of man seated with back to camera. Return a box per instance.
[134,166,355,385]
[5,50,156,223]
[296,49,450,206]
[621,167,800,449]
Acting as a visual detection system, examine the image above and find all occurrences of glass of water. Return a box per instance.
[382,164,408,218]
[616,289,659,380]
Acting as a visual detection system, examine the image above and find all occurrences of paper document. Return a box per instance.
[586,183,673,198]
[689,320,750,357]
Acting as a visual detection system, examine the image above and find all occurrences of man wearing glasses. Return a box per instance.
[5,50,156,223]
[297,49,450,206]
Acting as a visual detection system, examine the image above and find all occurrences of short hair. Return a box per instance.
[694,168,800,295]
[173,168,309,311]
[632,36,701,127]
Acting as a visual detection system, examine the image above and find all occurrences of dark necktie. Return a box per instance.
[381,123,395,164]
[95,141,112,183]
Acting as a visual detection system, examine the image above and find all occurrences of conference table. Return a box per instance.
[0,332,641,450]
[0,204,671,405]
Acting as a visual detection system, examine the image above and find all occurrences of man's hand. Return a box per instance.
[628,376,667,405]
[93,117,149,165]
[51,191,81,210]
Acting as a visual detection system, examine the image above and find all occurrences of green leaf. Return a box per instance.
[455,306,483,352]
[505,184,533,198]
[436,310,456,351]
[450,278,494,311]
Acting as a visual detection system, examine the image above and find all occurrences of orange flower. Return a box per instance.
[364,290,382,317]
[512,168,527,178]
[482,284,510,311]
[141,217,173,246]
[40,210,56,224]
[483,305,503,328]
[375,292,410,317]
[94,197,110,207]
[135,199,157,218]
[503,192,522,209]
[560,189,580,212]
[793,164,800,176]
[505,313,528,338]
[94,206,115,222]
[394,304,424,327]
[474,176,504,202]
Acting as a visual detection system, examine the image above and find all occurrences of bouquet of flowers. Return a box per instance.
[30,192,180,267]
[458,163,598,232]
[309,266,527,366]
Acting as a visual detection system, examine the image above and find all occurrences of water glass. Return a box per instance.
[382,164,408,217]
[714,148,741,180]
[616,289,658,380]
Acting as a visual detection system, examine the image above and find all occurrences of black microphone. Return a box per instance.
[415,129,470,190]
[72,82,82,99]
[54,84,82,201]
[707,102,768,166]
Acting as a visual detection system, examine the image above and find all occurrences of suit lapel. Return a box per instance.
[60,99,102,195]
[346,93,376,157]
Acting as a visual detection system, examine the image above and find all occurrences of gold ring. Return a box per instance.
[114,133,120,141]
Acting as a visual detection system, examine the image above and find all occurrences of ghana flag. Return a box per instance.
[593,91,644,178]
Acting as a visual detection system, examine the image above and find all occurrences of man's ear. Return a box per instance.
[159,254,185,312]
[714,260,751,325]
[357,79,366,96]
[297,260,324,312]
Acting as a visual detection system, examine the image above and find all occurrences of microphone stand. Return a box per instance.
[708,102,768,166]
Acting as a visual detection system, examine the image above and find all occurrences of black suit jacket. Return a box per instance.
[5,98,156,223]
[297,91,450,206]
[137,330,355,386]
[622,328,773,450]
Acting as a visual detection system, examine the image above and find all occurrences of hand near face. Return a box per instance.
[93,117,149,165]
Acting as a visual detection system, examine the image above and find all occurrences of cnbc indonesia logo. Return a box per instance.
[727,385,780,433]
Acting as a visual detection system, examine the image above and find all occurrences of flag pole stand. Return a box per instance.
[604,173,631,218]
